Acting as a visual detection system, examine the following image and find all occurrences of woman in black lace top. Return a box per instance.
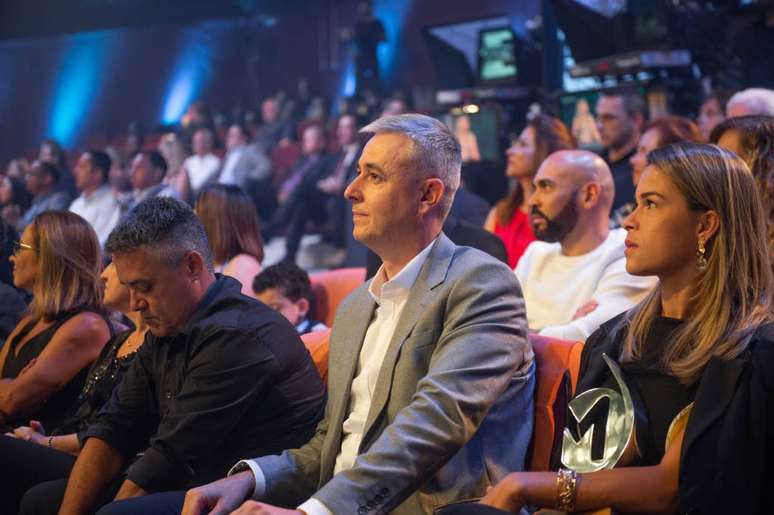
[0,262,148,514]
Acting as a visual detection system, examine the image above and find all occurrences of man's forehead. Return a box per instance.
[361,133,411,166]
[113,247,166,281]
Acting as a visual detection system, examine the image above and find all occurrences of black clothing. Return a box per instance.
[579,316,696,466]
[82,275,326,493]
[603,148,636,212]
[0,330,132,515]
[1,311,107,431]
[0,282,26,345]
[448,187,490,229]
[580,313,774,514]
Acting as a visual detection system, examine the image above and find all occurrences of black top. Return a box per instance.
[595,316,696,465]
[2,311,106,430]
[55,330,135,438]
[578,312,774,514]
[83,275,327,492]
[603,148,636,212]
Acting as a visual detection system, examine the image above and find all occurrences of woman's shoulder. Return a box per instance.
[55,311,111,343]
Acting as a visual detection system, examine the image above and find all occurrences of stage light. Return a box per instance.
[161,31,213,125]
[373,0,412,87]
[48,32,111,147]
[462,104,480,114]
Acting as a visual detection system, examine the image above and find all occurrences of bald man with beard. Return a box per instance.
[515,150,656,341]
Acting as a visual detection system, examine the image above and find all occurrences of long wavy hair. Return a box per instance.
[494,115,575,226]
[30,211,104,321]
[622,143,774,384]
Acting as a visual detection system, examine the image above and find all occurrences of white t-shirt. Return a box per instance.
[69,185,121,247]
[515,228,656,342]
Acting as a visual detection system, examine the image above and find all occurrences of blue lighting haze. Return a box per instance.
[161,30,214,124]
[373,0,412,87]
[48,32,112,147]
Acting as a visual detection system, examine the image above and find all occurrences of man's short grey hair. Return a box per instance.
[361,114,462,218]
[105,196,214,271]
[727,88,774,116]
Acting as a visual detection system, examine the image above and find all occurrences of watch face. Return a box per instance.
[561,353,634,473]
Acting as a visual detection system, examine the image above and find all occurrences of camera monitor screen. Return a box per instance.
[478,27,518,82]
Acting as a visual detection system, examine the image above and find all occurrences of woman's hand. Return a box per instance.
[480,473,526,512]
[9,419,47,445]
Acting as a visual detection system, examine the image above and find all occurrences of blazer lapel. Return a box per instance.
[359,234,456,449]
[320,284,376,478]
[681,355,746,462]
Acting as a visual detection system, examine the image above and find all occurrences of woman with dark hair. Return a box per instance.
[0,262,148,514]
[484,115,575,268]
[195,183,264,295]
[698,89,731,142]
[711,115,774,258]
[613,116,703,225]
[0,211,111,431]
[0,174,32,217]
[447,143,773,514]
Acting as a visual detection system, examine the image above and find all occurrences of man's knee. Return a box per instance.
[18,478,68,515]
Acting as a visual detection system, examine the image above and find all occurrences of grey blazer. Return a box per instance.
[255,234,535,514]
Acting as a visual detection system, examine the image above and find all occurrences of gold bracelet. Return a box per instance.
[556,468,579,511]
[47,435,55,449]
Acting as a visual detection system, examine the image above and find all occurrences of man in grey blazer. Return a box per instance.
[181,114,535,515]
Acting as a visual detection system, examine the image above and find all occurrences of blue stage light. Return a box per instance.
[48,32,111,147]
[373,0,412,87]
[161,30,214,125]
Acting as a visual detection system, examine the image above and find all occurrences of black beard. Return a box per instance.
[530,198,579,243]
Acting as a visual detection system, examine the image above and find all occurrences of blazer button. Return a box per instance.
[164,391,173,399]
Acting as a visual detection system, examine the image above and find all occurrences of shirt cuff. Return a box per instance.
[297,498,334,515]
[227,459,266,500]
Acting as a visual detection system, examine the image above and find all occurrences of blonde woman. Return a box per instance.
[1,211,111,431]
[450,143,774,514]
[195,184,264,295]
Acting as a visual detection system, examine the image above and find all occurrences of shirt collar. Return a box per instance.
[368,237,438,304]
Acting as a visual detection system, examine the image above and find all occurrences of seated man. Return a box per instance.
[69,150,121,247]
[11,161,72,232]
[516,150,656,341]
[726,87,774,117]
[182,114,534,515]
[119,151,180,213]
[253,261,328,335]
[25,197,327,514]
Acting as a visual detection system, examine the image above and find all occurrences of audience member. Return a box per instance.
[183,127,221,195]
[182,114,534,515]
[157,132,192,202]
[252,262,327,334]
[268,124,331,262]
[614,115,702,225]
[69,151,122,247]
[726,87,774,117]
[4,262,147,515]
[12,161,72,232]
[0,174,32,225]
[485,115,575,268]
[454,115,481,162]
[711,115,774,257]
[516,150,655,341]
[459,143,774,515]
[317,114,363,248]
[697,89,730,141]
[380,97,408,117]
[120,151,179,212]
[40,197,325,514]
[254,98,294,152]
[595,90,646,211]
[38,139,76,197]
[5,157,31,179]
[1,211,111,431]
[195,184,264,296]
[218,123,271,189]
[0,217,19,286]
[0,219,26,344]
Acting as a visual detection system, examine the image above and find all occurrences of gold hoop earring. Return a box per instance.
[697,240,708,271]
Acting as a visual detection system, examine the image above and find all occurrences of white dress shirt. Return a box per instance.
[69,185,121,246]
[218,146,244,186]
[184,153,221,192]
[231,238,438,515]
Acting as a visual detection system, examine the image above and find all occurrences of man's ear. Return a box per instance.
[183,250,207,280]
[418,178,445,215]
[581,182,601,208]
[296,297,310,319]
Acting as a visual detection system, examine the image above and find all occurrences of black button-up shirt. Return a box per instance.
[83,275,326,492]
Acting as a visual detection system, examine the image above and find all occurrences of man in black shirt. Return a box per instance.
[594,90,646,212]
[22,197,326,514]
